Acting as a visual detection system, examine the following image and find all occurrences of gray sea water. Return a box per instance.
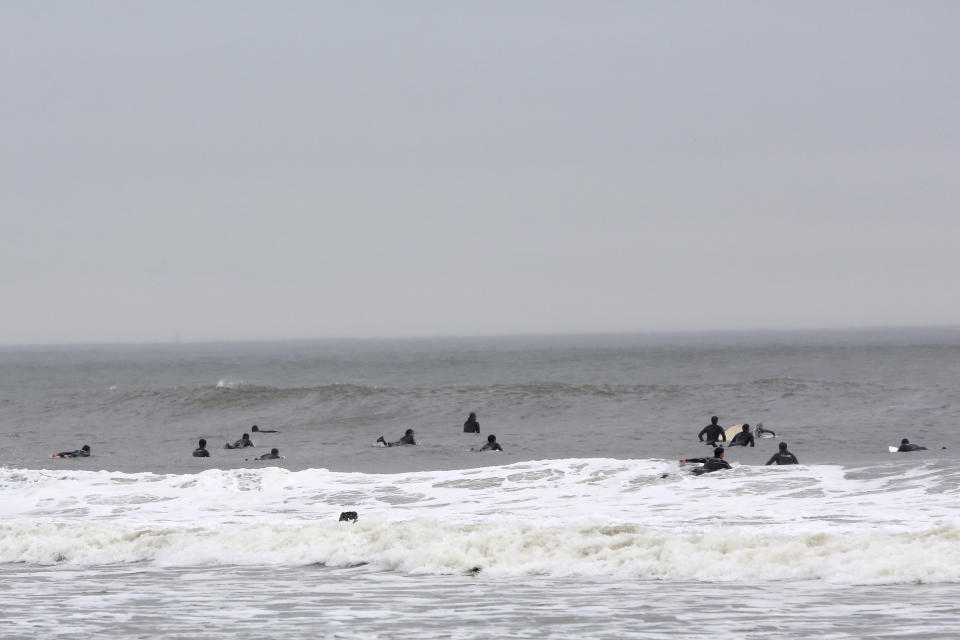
[2,328,960,638]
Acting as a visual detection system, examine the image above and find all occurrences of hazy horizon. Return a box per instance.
[3,2,958,345]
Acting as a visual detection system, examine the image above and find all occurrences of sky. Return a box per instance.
[1,1,958,345]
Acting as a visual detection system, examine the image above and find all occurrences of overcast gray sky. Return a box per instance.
[1,1,958,345]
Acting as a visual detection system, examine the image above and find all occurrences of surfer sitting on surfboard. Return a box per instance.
[680,447,733,475]
[896,438,927,452]
[474,434,502,452]
[193,439,210,457]
[463,412,480,433]
[765,442,799,465]
[52,445,91,458]
[728,424,755,447]
[698,416,726,445]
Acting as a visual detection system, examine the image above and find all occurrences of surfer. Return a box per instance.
[193,439,210,457]
[377,429,418,447]
[698,416,726,445]
[896,438,928,452]
[729,424,755,447]
[765,442,799,465]
[258,448,283,460]
[476,434,503,452]
[680,447,732,475]
[251,425,279,434]
[463,412,480,433]
[52,445,91,458]
[755,422,776,437]
[224,433,254,449]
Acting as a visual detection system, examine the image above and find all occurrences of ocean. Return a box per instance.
[2,328,960,638]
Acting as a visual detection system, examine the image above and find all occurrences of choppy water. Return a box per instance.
[2,329,960,638]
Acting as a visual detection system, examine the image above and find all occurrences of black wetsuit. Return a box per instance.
[253,429,279,433]
[57,449,90,458]
[765,451,799,465]
[756,428,776,437]
[387,434,417,447]
[685,456,732,475]
[729,431,755,447]
[897,443,928,452]
[479,442,503,451]
[698,424,726,444]
[225,437,254,449]
[258,452,281,460]
[463,419,480,433]
[193,448,210,457]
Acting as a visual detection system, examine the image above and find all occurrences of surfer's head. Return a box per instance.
[713,447,725,457]
[742,424,750,432]
[271,448,279,455]
[405,429,414,437]
[198,439,206,448]
[901,438,910,445]
[711,416,718,424]
[487,434,497,443]
[252,425,260,432]
[779,442,788,451]
[242,433,250,440]
[81,445,90,453]
[469,412,477,420]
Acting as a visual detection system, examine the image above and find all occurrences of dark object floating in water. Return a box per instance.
[339,511,358,522]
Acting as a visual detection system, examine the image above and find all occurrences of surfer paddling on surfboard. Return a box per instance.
[895,438,927,452]
[376,429,418,447]
[52,445,90,458]
[680,447,733,475]
[755,422,776,438]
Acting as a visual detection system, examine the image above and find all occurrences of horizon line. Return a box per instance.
[2,323,960,350]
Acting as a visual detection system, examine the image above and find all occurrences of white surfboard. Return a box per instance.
[724,424,745,441]
[888,446,899,453]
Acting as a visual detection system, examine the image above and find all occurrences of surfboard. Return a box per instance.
[888,446,899,453]
[724,424,745,441]
[758,432,776,439]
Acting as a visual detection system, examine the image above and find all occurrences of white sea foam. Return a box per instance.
[1,458,959,583]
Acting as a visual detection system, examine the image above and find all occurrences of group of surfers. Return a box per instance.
[682,415,928,475]
[376,412,504,451]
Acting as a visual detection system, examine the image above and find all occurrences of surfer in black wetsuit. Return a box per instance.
[193,439,210,457]
[378,429,418,447]
[477,434,503,452]
[251,425,279,434]
[765,441,799,465]
[463,412,480,433]
[224,433,254,449]
[680,447,732,475]
[897,438,928,452]
[729,424,755,447]
[258,448,283,460]
[755,422,776,437]
[698,416,726,445]
[53,445,91,458]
